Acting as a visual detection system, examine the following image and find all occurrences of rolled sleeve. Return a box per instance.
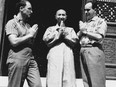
[5,20,18,36]
[96,19,107,37]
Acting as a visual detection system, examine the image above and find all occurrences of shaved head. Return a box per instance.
[56,9,66,15]
[55,9,67,22]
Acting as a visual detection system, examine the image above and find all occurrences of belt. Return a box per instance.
[81,44,93,47]
[81,42,101,48]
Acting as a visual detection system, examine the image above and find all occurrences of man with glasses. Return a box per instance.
[43,9,78,87]
[77,1,107,87]
[5,0,42,87]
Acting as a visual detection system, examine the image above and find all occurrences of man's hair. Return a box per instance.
[86,0,97,9]
[16,0,29,12]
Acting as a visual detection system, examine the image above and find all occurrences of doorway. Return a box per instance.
[1,0,82,77]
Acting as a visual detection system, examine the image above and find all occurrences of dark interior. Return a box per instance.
[1,0,82,78]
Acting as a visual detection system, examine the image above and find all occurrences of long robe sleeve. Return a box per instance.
[63,27,78,48]
[43,27,61,47]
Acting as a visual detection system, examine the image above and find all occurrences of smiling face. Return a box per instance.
[55,9,67,23]
[84,2,95,21]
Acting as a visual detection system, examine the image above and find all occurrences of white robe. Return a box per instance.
[43,24,78,87]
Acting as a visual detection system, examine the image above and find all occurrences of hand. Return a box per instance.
[32,24,38,31]
[28,24,38,37]
[79,21,86,31]
[32,24,38,38]
[81,30,87,36]
[56,27,64,35]
[63,30,68,36]
[82,30,87,34]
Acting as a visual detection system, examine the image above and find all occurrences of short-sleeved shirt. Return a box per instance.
[5,15,34,63]
[78,16,107,45]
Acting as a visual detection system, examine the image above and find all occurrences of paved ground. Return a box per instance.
[0,76,116,87]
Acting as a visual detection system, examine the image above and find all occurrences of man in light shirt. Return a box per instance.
[5,0,42,87]
[77,1,107,87]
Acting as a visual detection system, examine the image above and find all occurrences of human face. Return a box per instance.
[55,9,67,22]
[22,1,33,18]
[84,2,94,21]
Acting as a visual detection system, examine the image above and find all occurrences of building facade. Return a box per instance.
[0,0,116,80]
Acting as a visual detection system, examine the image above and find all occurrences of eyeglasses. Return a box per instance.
[84,9,90,11]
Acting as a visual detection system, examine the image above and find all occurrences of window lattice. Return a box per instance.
[97,1,116,22]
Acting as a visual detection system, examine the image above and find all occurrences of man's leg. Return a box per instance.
[26,59,42,87]
[63,50,76,87]
[8,58,29,87]
[80,47,106,87]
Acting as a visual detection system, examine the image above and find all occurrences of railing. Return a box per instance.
[97,0,116,3]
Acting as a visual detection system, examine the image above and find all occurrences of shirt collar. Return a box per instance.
[91,16,99,21]
[14,15,23,22]
[56,23,65,28]
[86,16,99,23]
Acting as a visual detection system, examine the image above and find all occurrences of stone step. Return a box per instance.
[0,76,116,87]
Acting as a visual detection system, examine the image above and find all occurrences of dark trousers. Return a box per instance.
[80,47,106,87]
[8,58,42,87]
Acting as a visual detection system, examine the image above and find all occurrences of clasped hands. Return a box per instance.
[57,27,68,36]
[79,21,87,35]
[28,24,38,38]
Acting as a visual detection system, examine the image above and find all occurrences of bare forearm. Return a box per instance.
[86,31,103,41]
[9,34,32,47]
